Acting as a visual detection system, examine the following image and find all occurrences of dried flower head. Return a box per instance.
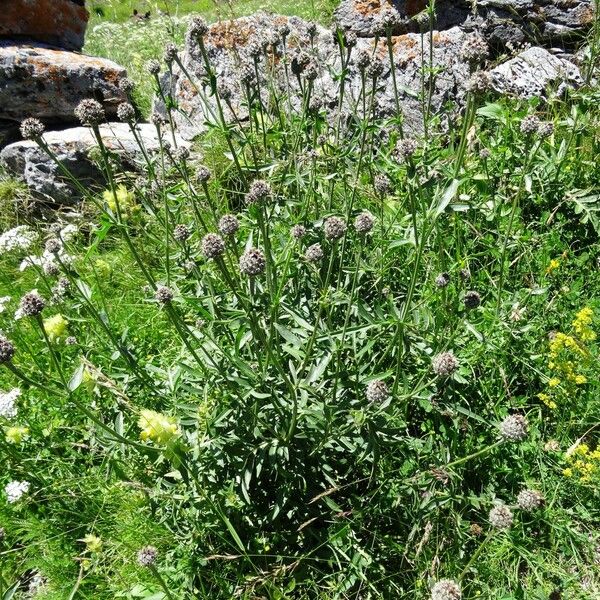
[217,82,233,100]
[366,379,389,403]
[119,77,135,94]
[291,224,307,240]
[173,224,191,242]
[189,16,209,38]
[239,248,266,276]
[137,545,158,567]
[278,22,290,38]
[377,7,399,32]
[0,336,15,364]
[173,146,190,162]
[516,489,544,511]
[196,166,212,183]
[520,115,541,135]
[305,243,324,263]
[19,291,45,317]
[374,174,392,196]
[489,504,513,529]
[245,180,271,205]
[344,30,357,48]
[20,118,45,140]
[154,286,174,305]
[323,216,347,241]
[291,51,311,75]
[432,351,458,377]
[435,273,451,288]
[464,290,481,309]
[354,211,375,234]
[164,43,178,64]
[461,35,488,62]
[75,99,105,126]
[367,57,385,79]
[151,112,167,127]
[431,579,461,600]
[499,414,528,442]
[146,59,161,75]
[202,233,226,259]
[395,138,418,161]
[467,70,491,93]
[218,214,240,237]
[355,49,372,70]
[117,103,136,122]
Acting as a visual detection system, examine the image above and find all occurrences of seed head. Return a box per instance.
[154,286,174,305]
[395,138,418,161]
[489,504,513,529]
[431,579,461,600]
[538,122,554,138]
[239,248,266,276]
[516,489,544,511]
[464,290,481,309]
[117,102,136,122]
[355,49,372,70]
[306,21,318,38]
[367,57,384,79]
[119,78,135,94]
[245,180,271,205]
[467,70,491,93]
[499,414,528,442]
[196,166,211,183]
[173,147,190,162]
[278,23,290,38]
[344,30,357,48]
[163,43,178,64]
[305,243,324,263]
[304,61,319,82]
[435,272,450,288]
[45,238,61,254]
[432,351,458,377]
[20,291,45,317]
[217,82,233,100]
[0,336,15,364]
[291,224,307,240]
[366,380,389,403]
[354,211,375,234]
[323,216,347,241]
[146,59,161,75]
[377,7,399,32]
[75,99,105,126]
[173,224,191,242]
[137,545,158,567]
[520,115,541,135]
[218,214,240,237]
[201,233,226,259]
[20,118,45,140]
[461,35,488,62]
[151,112,167,127]
[374,174,392,196]
[189,16,209,38]
[291,51,311,75]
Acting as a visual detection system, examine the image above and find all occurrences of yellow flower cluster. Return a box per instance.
[563,443,600,483]
[545,258,561,275]
[537,308,595,410]
[102,185,139,218]
[5,426,29,444]
[138,409,179,445]
[43,314,68,341]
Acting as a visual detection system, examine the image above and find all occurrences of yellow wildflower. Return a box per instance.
[548,377,561,388]
[102,185,138,217]
[80,534,103,553]
[574,374,587,385]
[43,314,68,341]
[572,307,596,342]
[5,426,29,444]
[563,468,573,477]
[138,409,179,445]
[545,258,560,274]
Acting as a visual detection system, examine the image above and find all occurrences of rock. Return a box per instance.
[489,46,583,98]
[0,0,89,51]
[0,42,127,126]
[157,13,477,140]
[0,121,20,149]
[0,124,184,204]
[334,0,595,48]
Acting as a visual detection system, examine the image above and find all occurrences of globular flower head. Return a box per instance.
[464,290,481,309]
[239,248,266,276]
[20,118,45,140]
[489,504,513,529]
[43,314,68,341]
[344,30,357,48]
[374,174,392,196]
[0,336,15,364]
[197,166,211,183]
[75,99,105,126]
[432,351,458,377]
[323,216,347,241]
[163,43,179,64]
[154,286,174,305]
[119,77,135,94]
[516,488,544,511]
[117,102,136,122]
[81,533,103,553]
[217,81,233,100]
[395,138,418,161]
[305,243,324,263]
[5,480,30,503]
[137,545,158,566]
[520,115,541,135]
[0,388,20,419]
[173,146,190,162]
[431,579,461,600]
[146,59,161,75]
[6,426,28,444]
[366,380,389,403]
[151,112,167,127]
[173,224,191,242]
[355,49,371,70]
[201,233,226,259]
[20,291,45,317]
[499,414,528,442]
[218,214,240,237]
[539,122,554,138]
[377,7,399,32]
[354,211,375,234]
[291,224,307,240]
[138,409,179,445]
[467,70,491,94]
[461,35,488,63]
[189,16,209,38]
[367,57,385,79]
[44,238,61,254]
[245,180,272,205]
[435,272,450,288]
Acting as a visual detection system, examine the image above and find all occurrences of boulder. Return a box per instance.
[489,46,583,97]
[157,13,478,139]
[0,42,127,126]
[333,0,595,48]
[0,0,89,51]
[0,124,184,204]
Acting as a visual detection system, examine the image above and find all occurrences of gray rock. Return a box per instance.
[157,13,479,140]
[0,0,89,51]
[489,46,583,97]
[0,41,127,125]
[0,123,183,204]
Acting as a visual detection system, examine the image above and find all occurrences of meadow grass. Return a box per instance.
[1,7,600,600]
